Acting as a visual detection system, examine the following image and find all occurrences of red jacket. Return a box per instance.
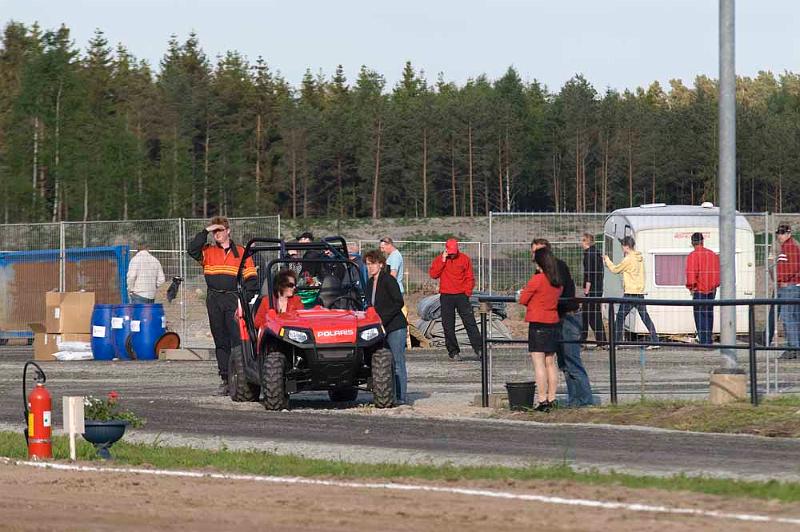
[685,245,720,294]
[519,272,562,324]
[777,237,800,284]
[429,252,475,296]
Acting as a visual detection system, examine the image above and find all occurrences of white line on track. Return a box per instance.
[5,459,800,526]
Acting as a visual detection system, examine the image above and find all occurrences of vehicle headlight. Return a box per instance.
[286,329,309,343]
[360,327,380,342]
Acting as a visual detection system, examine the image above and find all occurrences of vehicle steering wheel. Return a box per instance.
[328,295,362,310]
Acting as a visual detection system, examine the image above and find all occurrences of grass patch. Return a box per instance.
[2,431,800,502]
[503,396,800,437]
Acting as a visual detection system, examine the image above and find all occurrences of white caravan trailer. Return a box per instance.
[603,203,755,336]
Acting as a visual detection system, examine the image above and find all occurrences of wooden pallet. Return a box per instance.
[408,322,430,348]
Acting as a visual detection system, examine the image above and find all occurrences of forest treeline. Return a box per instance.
[1,22,799,224]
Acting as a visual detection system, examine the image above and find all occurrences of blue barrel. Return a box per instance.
[90,304,116,361]
[111,304,136,360]
[129,303,166,360]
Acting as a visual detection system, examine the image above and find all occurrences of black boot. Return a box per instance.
[216,378,229,396]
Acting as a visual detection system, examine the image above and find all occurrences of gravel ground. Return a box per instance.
[2,345,800,481]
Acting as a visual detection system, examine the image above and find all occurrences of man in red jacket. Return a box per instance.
[429,239,482,361]
[685,232,720,344]
[776,224,800,353]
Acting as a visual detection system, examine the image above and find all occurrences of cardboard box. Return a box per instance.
[30,323,92,361]
[44,291,95,333]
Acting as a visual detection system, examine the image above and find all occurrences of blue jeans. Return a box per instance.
[386,328,408,403]
[130,293,154,304]
[692,290,715,344]
[615,294,658,343]
[778,285,800,347]
[558,313,594,407]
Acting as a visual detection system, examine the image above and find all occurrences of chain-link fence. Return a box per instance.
[0,217,281,348]
[357,240,483,294]
[486,209,800,396]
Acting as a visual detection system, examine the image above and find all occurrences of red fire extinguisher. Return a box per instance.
[23,361,52,460]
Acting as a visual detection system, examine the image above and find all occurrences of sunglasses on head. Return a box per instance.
[286,283,296,288]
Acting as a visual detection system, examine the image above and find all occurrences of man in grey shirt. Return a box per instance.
[380,237,404,293]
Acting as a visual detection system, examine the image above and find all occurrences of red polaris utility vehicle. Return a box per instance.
[227,236,395,410]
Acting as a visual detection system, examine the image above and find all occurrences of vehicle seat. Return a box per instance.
[317,273,342,309]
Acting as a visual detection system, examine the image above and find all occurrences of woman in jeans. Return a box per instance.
[519,247,563,412]
[364,249,408,404]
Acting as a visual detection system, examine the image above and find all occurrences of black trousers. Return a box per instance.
[206,291,241,380]
[582,292,606,342]
[440,293,483,356]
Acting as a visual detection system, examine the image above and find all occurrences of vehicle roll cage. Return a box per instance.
[233,236,363,337]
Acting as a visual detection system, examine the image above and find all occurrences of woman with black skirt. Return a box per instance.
[519,247,563,411]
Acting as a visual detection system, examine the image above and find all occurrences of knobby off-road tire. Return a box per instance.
[261,351,289,411]
[228,345,260,402]
[328,387,359,403]
[371,348,395,409]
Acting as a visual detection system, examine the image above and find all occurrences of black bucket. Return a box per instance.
[505,381,536,411]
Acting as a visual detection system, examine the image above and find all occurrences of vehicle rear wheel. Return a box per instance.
[371,348,395,409]
[261,351,289,411]
[328,387,359,403]
[0,339,8,346]
[228,344,260,402]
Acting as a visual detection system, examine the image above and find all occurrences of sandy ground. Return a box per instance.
[1,462,798,531]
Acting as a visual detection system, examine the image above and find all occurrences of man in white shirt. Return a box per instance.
[127,244,166,303]
[379,237,404,293]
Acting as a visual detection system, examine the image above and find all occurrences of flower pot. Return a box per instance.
[82,420,128,459]
[505,381,536,411]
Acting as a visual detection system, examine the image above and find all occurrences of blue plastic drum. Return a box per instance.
[90,304,116,361]
[111,304,136,360]
[128,303,166,360]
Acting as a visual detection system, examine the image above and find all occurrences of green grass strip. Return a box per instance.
[1,431,800,503]
[503,396,800,437]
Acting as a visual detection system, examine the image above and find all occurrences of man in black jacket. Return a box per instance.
[581,233,607,345]
[364,250,408,404]
[533,238,594,407]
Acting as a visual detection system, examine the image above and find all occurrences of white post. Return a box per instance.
[62,396,85,461]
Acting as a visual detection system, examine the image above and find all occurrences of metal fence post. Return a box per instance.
[179,218,187,344]
[58,221,65,292]
[749,304,759,406]
[488,212,493,295]
[608,300,618,404]
[479,301,489,407]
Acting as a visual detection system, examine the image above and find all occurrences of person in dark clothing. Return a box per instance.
[297,232,322,279]
[428,238,483,361]
[581,233,607,345]
[365,250,408,403]
[532,238,594,407]
[188,216,258,396]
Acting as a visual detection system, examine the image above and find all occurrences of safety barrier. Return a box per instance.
[477,295,800,408]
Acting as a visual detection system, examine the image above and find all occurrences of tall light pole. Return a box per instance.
[711,0,747,403]
[718,0,737,370]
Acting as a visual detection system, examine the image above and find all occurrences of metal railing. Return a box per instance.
[477,295,800,408]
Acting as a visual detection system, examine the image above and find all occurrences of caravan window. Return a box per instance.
[604,235,615,261]
[654,254,687,286]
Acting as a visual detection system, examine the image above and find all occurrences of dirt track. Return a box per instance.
[1,463,798,531]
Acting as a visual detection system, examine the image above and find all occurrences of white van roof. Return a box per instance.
[607,204,753,233]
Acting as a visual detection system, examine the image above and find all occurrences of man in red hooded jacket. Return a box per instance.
[429,238,483,360]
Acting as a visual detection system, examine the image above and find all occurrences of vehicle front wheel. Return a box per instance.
[228,344,260,402]
[260,351,289,411]
[370,348,395,409]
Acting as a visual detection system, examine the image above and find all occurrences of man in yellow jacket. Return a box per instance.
[604,236,659,349]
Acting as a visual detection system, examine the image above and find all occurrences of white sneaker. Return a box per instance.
[646,345,660,350]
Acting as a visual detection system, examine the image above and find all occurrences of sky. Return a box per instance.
[2,0,799,93]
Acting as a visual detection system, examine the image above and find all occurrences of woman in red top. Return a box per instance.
[518,247,563,411]
[254,269,304,328]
